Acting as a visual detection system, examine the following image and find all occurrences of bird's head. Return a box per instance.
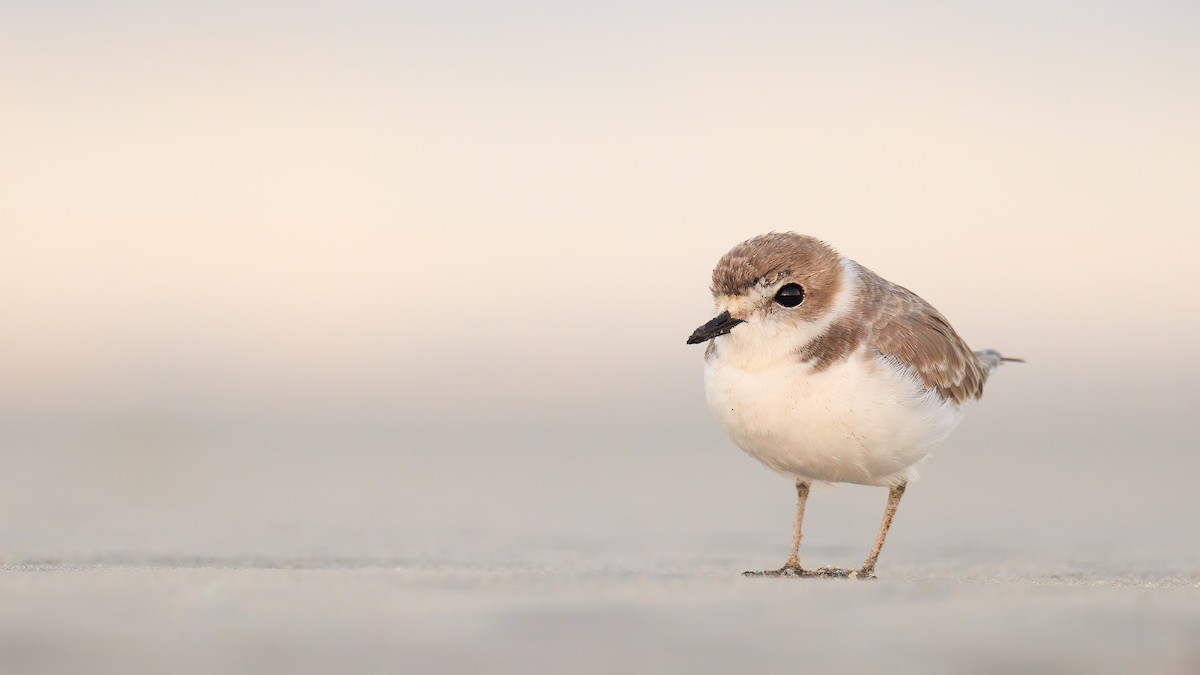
[687,232,847,362]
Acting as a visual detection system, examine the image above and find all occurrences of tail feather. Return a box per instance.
[974,349,1024,372]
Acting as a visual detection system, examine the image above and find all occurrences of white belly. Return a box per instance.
[704,349,964,486]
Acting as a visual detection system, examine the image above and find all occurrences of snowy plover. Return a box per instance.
[687,233,1019,579]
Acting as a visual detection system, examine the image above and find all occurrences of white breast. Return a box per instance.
[705,348,964,486]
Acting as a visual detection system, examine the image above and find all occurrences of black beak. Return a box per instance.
[687,311,744,345]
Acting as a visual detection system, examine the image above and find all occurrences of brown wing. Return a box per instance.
[857,265,989,404]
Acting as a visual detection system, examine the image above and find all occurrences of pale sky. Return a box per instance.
[2,1,1198,440]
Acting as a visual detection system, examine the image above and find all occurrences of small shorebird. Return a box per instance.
[687,233,1019,578]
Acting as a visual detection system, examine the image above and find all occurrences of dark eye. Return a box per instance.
[774,283,805,308]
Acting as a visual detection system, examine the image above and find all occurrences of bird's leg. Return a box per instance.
[856,481,907,579]
[782,481,810,571]
[744,481,810,577]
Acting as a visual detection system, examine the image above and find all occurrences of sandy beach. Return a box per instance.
[4,419,1199,674]
[4,555,1198,674]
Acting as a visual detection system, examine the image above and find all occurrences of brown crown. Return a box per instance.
[711,232,842,297]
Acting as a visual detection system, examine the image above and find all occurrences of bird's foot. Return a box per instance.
[743,563,811,577]
[813,566,877,580]
[743,555,806,578]
[742,564,877,580]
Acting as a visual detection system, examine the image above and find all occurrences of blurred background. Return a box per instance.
[2,0,1198,573]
